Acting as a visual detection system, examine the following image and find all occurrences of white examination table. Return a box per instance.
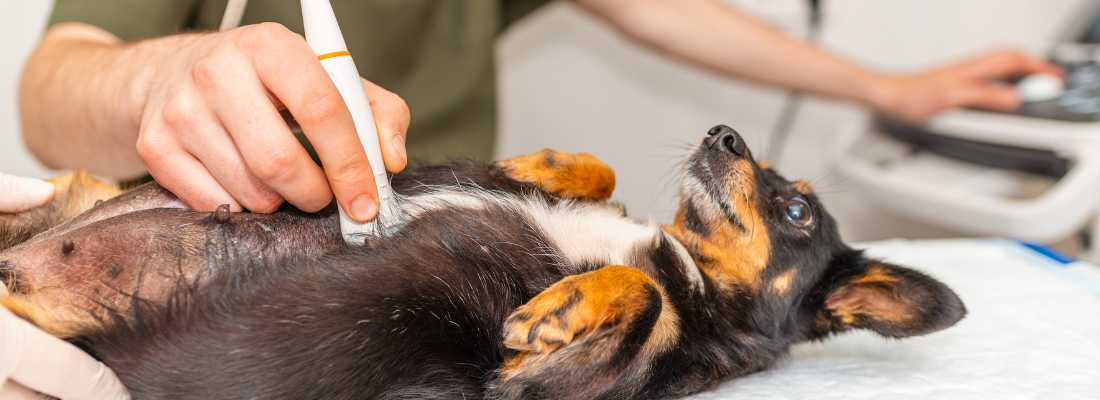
[689,238,1100,400]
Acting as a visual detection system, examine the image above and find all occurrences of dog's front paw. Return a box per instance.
[497,149,616,200]
[503,265,658,354]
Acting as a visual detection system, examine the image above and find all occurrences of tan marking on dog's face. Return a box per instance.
[756,160,770,170]
[793,180,813,195]
[769,268,797,295]
[496,149,616,200]
[666,159,771,289]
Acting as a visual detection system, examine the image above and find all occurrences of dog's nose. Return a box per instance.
[705,125,747,156]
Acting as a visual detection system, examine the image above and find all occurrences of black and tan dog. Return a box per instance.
[0,125,965,399]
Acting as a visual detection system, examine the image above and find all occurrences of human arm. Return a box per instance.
[577,0,1061,122]
[18,22,410,220]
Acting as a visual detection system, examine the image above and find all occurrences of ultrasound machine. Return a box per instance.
[835,4,1100,255]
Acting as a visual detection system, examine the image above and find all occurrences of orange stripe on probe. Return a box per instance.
[317,50,351,60]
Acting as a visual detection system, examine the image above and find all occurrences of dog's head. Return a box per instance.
[665,125,965,341]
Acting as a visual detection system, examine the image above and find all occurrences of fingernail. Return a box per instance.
[350,194,377,222]
[391,134,407,165]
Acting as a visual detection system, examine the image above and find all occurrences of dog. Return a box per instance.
[0,125,965,399]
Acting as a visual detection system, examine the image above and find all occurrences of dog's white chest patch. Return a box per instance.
[401,188,660,269]
[520,202,659,267]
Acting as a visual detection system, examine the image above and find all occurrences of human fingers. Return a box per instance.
[361,78,410,173]
[0,380,45,400]
[1,305,130,399]
[954,50,1062,81]
[237,23,379,221]
[160,87,284,213]
[192,28,334,213]
[137,118,241,212]
[0,173,54,213]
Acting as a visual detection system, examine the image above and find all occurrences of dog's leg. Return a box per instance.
[495,149,616,201]
[492,265,679,400]
[0,172,122,251]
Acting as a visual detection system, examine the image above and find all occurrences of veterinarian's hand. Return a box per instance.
[0,173,54,214]
[869,50,1062,122]
[0,306,130,399]
[133,23,409,219]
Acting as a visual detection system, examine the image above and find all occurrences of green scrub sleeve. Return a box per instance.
[48,0,203,41]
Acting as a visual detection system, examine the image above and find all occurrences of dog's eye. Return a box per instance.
[782,197,814,228]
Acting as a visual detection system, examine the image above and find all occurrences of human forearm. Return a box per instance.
[22,21,411,220]
[18,23,154,179]
[580,0,887,105]
[581,0,1061,122]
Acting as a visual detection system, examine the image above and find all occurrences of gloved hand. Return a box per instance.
[0,172,54,213]
[0,306,131,399]
[0,172,130,399]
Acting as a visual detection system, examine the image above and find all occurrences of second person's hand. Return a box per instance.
[868,50,1062,122]
[132,23,410,220]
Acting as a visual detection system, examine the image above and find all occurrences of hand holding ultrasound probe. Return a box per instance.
[0,3,384,394]
[301,0,401,242]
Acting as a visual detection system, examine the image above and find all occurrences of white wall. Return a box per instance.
[0,0,1085,241]
[0,1,52,178]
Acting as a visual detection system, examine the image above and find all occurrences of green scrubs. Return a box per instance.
[50,0,552,163]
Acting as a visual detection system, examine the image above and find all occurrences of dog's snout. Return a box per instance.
[705,125,747,156]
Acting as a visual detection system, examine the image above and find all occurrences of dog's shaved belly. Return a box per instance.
[60,191,589,398]
[0,186,575,330]
[1,183,343,332]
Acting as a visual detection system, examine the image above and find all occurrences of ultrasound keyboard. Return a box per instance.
[1015,45,1100,122]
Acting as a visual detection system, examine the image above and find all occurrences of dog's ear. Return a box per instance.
[819,260,966,338]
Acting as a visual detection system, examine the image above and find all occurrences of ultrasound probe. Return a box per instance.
[301,0,401,244]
